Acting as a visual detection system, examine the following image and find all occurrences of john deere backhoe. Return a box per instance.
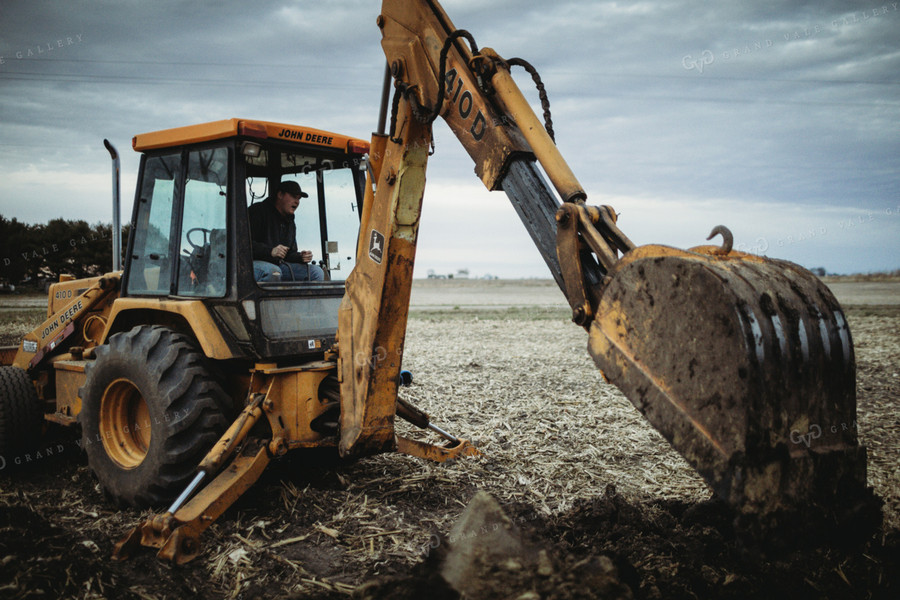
[0,0,873,565]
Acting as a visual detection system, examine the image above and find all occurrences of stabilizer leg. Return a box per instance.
[113,395,270,564]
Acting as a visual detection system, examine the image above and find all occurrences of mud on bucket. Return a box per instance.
[587,243,874,527]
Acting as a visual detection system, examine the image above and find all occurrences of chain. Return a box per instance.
[507,57,555,143]
[421,29,480,125]
[388,29,555,147]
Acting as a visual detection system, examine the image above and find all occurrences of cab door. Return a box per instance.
[125,145,229,298]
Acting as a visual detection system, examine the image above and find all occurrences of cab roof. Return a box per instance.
[132,118,369,154]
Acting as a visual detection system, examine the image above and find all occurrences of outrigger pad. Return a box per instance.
[588,244,873,523]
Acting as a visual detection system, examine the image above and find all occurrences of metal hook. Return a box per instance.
[706,225,733,255]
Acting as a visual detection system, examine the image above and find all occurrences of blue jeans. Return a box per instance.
[280,261,324,281]
[253,260,281,282]
[253,260,324,282]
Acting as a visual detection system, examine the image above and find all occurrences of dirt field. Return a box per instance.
[0,280,898,599]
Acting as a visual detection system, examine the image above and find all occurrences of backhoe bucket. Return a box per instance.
[588,244,868,520]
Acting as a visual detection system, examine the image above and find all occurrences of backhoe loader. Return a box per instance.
[0,0,874,565]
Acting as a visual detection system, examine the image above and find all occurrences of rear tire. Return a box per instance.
[79,325,229,507]
[0,365,43,458]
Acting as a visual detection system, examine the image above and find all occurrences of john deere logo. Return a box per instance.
[368,229,385,264]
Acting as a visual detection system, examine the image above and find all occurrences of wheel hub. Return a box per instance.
[99,378,152,469]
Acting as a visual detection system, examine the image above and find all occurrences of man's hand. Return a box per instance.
[299,250,313,264]
[270,245,289,260]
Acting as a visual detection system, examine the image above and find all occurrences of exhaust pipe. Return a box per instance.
[103,139,122,272]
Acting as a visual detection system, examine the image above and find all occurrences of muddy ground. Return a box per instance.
[0,281,898,599]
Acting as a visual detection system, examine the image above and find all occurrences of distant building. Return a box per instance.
[424,268,476,279]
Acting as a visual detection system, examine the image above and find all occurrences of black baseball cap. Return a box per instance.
[278,180,308,198]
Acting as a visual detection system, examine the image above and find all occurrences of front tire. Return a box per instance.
[79,325,229,506]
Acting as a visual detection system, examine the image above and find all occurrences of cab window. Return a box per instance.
[177,147,229,297]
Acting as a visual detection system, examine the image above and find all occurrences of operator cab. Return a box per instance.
[123,119,368,360]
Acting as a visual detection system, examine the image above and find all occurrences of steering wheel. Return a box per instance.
[186,227,211,251]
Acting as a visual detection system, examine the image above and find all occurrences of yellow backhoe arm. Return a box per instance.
[345,0,875,526]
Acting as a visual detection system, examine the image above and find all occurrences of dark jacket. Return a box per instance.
[248,197,304,263]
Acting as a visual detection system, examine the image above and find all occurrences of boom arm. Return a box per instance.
[337,0,617,457]
[340,0,874,528]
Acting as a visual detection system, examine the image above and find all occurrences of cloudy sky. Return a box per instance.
[1,0,898,278]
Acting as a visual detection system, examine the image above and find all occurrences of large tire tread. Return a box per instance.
[79,325,230,507]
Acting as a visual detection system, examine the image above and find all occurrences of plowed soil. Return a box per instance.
[0,281,897,599]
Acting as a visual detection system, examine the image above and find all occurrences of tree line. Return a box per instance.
[0,215,126,285]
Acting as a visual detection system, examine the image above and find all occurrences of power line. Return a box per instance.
[5,57,365,70]
[0,71,371,89]
[548,70,900,87]
[8,57,899,87]
[2,61,897,107]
